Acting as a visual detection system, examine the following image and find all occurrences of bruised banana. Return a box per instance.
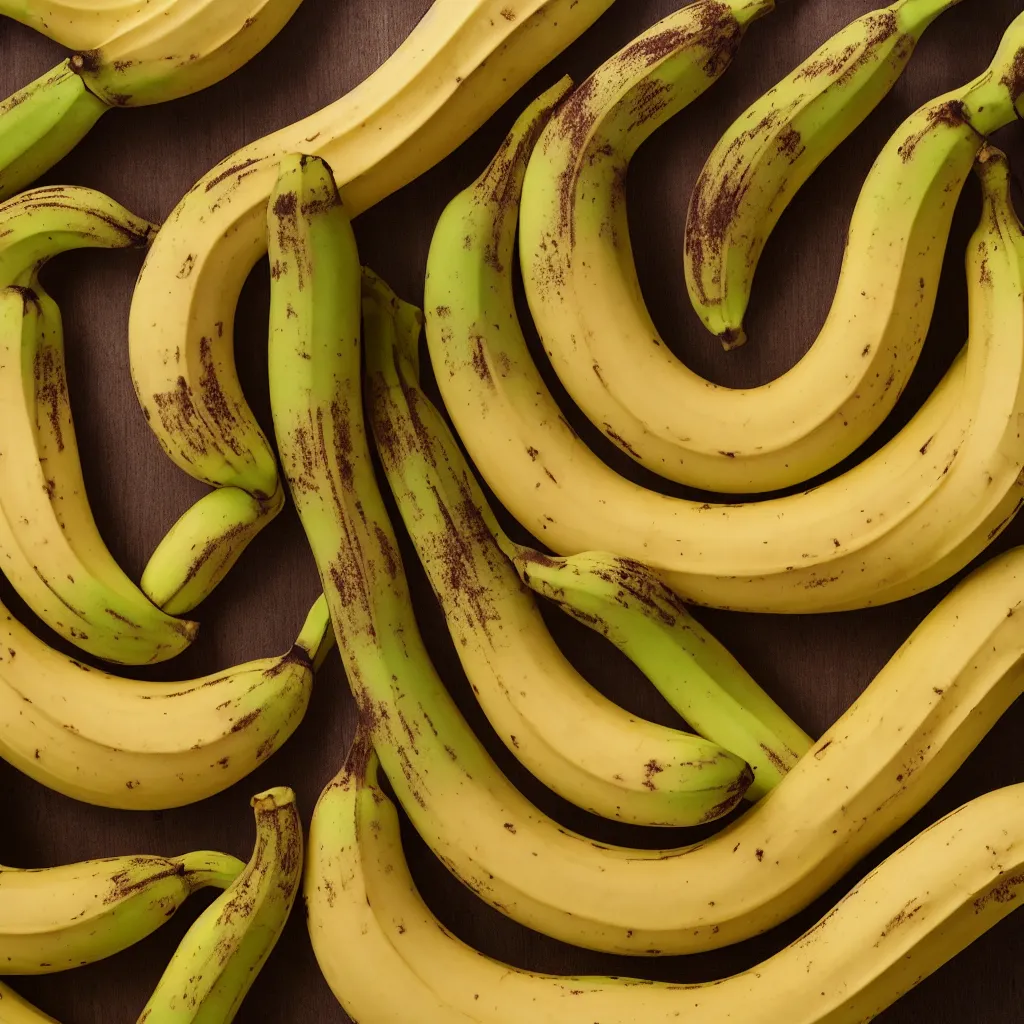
[520,3,1024,493]
[0,595,331,810]
[428,82,1023,614]
[365,245,807,807]
[308,729,1024,1024]
[268,160,1024,956]
[0,186,199,663]
[127,0,616,614]
[685,0,965,348]
[137,787,302,1024]
[0,848,242,974]
[0,0,304,200]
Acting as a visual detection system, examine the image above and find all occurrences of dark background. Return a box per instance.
[3,0,1024,1020]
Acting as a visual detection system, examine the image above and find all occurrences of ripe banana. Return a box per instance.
[520,3,1024,493]
[511,548,812,798]
[685,0,964,348]
[366,225,756,826]
[0,0,304,200]
[0,848,243,974]
[0,186,199,663]
[365,205,807,812]
[137,787,302,1024]
[428,74,1024,614]
[307,728,1024,1024]
[0,984,57,1023]
[127,0,616,614]
[0,595,331,810]
[267,139,1024,954]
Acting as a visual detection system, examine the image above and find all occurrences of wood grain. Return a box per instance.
[2,1,1024,1020]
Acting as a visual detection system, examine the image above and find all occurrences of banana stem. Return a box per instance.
[175,850,246,892]
[0,60,108,201]
[296,594,336,670]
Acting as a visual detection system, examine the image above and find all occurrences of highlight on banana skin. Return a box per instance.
[3,0,1024,1021]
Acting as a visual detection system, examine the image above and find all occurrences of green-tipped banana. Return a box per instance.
[0,186,198,664]
[141,484,285,615]
[0,983,59,1022]
[137,787,303,1024]
[308,727,1024,1023]
[366,149,754,826]
[0,62,106,201]
[0,596,331,810]
[510,549,812,798]
[0,0,304,201]
[520,5,1024,493]
[685,0,965,347]
[0,849,243,974]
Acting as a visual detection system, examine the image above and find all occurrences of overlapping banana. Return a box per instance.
[520,1,1021,493]
[0,185,199,663]
[0,847,242,974]
[137,787,302,1023]
[127,0,617,615]
[364,186,809,810]
[308,727,1024,1023]
[266,151,1024,956]
[0,0,305,200]
[0,595,332,810]
[685,0,964,349]
[428,73,1024,614]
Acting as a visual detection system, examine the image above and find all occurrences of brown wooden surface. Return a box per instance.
[2,1,1024,1020]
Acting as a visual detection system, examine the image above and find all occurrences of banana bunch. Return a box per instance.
[127,0,617,616]
[266,150,1024,958]
[0,595,332,810]
[428,65,1024,615]
[0,847,242,974]
[519,0,1022,494]
[363,176,810,813]
[137,787,302,1023]
[0,184,200,663]
[307,725,1024,1023]
[0,0,304,200]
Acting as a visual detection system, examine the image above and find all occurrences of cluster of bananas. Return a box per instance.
[4,0,1024,1020]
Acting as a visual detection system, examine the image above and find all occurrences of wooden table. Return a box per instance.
[2,1,1023,1020]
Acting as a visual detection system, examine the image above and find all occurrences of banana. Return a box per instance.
[0,186,201,663]
[366,202,757,826]
[267,138,1024,953]
[0,849,243,974]
[511,549,812,798]
[137,787,302,1024]
[685,0,964,348]
[0,0,304,200]
[127,0,616,613]
[0,595,332,810]
[307,728,1024,1024]
[0,984,58,1023]
[519,4,1023,493]
[427,73,1024,614]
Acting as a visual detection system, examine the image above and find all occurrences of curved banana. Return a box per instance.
[366,241,755,823]
[126,0,616,613]
[428,78,1024,614]
[137,787,302,1024]
[511,548,813,798]
[0,595,331,810]
[0,985,57,1023]
[685,0,964,347]
[308,729,1024,1024]
[520,4,1023,493]
[266,143,1024,954]
[0,0,305,200]
[0,849,243,974]
[0,186,200,663]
